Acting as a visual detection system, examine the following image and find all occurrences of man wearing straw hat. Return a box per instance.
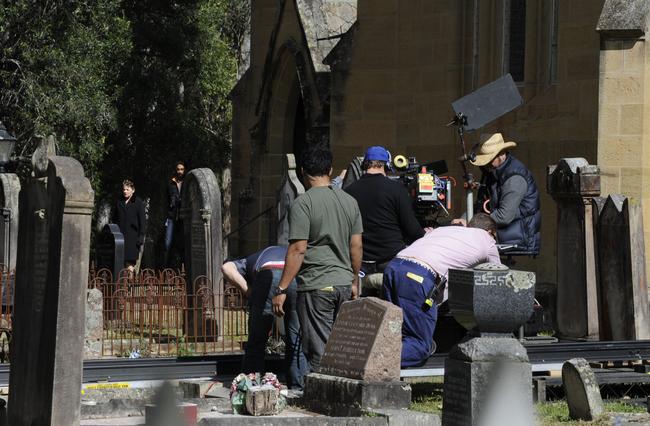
[458,133,541,254]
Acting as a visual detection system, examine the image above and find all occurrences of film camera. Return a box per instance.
[388,155,452,227]
[342,155,453,228]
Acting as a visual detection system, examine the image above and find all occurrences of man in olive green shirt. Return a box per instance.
[272,145,363,370]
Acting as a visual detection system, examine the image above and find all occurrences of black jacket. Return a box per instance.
[167,178,183,220]
[345,174,424,262]
[115,196,146,262]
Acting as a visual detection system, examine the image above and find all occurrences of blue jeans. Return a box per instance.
[383,258,438,368]
[242,269,309,390]
[164,218,174,251]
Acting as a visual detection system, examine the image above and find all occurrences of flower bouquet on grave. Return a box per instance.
[229,372,287,415]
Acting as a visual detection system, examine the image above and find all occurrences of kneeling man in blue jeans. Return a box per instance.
[222,245,310,390]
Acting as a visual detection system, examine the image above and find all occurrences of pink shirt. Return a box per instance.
[397,226,501,279]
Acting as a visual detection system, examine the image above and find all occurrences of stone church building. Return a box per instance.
[229,0,650,285]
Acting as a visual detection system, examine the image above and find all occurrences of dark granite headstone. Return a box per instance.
[595,195,650,340]
[303,298,410,416]
[442,264,535,426]
[9,155,94,425]
[180,168,222,335]
[276,154,304,245]
[547,158,601,340]
[95,223,125,281]
[318,297,402,381]
[0,174,20,270]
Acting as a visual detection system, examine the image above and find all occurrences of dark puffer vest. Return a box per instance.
[483,155,541,254]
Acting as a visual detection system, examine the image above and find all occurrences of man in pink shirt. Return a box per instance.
[383,213,501,367]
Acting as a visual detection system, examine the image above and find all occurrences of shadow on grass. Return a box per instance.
[409,380,444,415]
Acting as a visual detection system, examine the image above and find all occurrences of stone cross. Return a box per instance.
[180,168,223,336]
[547,158,601,340]
[276,153,304,245]
[0,174,20,270]
[594,195,650,340]
[9,155,94,425]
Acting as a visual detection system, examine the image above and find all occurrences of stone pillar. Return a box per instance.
[442,264,536,426]
[181,168,223,337]
[596,0,650,280]
[276,153,304,245]
[9,155,94,426]
[547,158,601,340]
[0,174,20,270]
[595,195,650,340]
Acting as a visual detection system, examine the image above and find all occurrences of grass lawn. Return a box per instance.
[408,377,646,424]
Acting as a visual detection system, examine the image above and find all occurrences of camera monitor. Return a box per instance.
[451,74,523,131]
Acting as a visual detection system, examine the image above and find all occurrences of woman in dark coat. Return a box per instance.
[115,179,146,272]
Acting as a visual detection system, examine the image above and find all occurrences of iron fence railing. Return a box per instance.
[88,268,248,358]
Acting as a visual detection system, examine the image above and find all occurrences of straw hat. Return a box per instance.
[470,133,517,167]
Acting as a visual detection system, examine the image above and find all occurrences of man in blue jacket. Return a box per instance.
[222,246,309,390]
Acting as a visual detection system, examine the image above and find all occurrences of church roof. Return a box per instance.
[296,0,357,72]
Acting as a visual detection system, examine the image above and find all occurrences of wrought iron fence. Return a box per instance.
[88,268,248,358]
[0,266,13,362]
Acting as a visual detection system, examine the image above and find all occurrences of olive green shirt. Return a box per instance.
[288,185,363,292]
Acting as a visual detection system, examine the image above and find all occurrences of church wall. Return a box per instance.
[329,0,604,284]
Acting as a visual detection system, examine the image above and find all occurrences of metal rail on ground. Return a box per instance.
[0,340,649,386]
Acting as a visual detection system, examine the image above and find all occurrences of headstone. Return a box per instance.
[318,297,402,381]
[547,158,601,340]
[85,288,103,359]
[9,155,94,425]
[245,385,279,416]
[442,264,535,426]
[95,223,125,281]
[595,195,650,340]
[276,153,304,245]
[303,297,411,416]
[562,358,604,421]
[0,174,20,270]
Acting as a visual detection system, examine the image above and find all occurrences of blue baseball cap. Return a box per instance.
[363,146,392,164]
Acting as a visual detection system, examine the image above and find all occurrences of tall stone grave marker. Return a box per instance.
[596,195,650,340]
[443,263,536,426]
[0,173,20,270]
[547,158,601,340]
[181,168,222,335]
[95,223,125,281]
[303,297,411,416]
[9,155,94,425]
[276,153,304,245]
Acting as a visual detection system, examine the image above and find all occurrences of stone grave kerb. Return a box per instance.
[547,158,601,340]
[9,155,94,426]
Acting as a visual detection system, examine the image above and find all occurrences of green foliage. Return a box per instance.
[1,0,247,263]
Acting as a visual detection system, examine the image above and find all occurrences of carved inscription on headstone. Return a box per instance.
[318,297,402,381]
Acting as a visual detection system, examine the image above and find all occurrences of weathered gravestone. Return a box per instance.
[303,297,410,416]
[0,173,20,271]
[95,223,125,282]
[547,158,601,340]
[9,155,94,425]
[181,168,222,336]
[276,153,304,245]
[562,357,603,421]
[594,195,650,340]
[442,263,535,426]
[85,288,103,359]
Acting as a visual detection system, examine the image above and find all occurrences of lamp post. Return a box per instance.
[0,123,16,173]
